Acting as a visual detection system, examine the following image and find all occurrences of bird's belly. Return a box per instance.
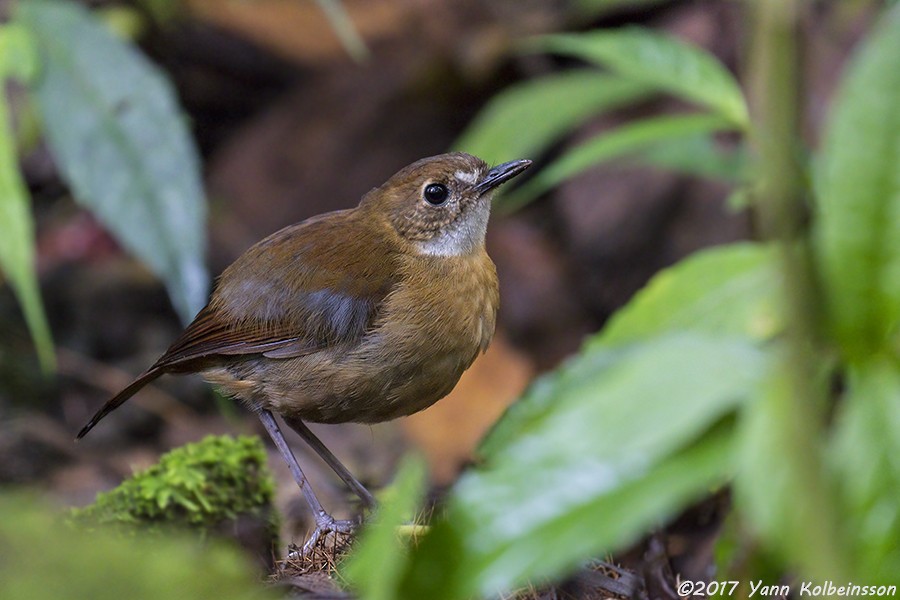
[212,336,474,424]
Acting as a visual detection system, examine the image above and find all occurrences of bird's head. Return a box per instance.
[364,152,531,256]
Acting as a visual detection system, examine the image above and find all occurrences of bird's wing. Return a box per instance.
[152,280,389,369]
[150,304,313,368]
[77,212,398,440]
[154,212,398,371]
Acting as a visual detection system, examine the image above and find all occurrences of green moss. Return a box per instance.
[71,435,276,534]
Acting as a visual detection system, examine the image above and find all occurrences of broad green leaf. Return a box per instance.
[401,334,764,599]
[0,23,38,83]
[829,358,900,581]
[635,134,748,184]
[0,29,54,371]
[403,426,734,600]
[502,113,735,210]
[454,71,651,165]
[344,456,427,600]
[814,4,900,357]
[485,243,779,459]
[0,24,41,155]
[19,0,209,324]
[481,332,762,467]
[532,28,749,128]
[595,242,782,348]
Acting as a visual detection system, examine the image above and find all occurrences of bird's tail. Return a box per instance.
[76,368,164,440]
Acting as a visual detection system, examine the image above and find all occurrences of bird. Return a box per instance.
[76,152,532,553]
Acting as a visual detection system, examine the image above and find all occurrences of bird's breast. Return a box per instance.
[385,250,499,359]
[328,249,499,421]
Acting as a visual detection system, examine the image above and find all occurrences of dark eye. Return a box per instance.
[423,183,449,205]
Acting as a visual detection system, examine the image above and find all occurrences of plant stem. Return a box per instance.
[747,0,846,580]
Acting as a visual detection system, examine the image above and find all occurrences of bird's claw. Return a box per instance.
[292,513,360,558]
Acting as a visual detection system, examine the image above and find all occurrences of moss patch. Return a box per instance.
[71,435,276,534]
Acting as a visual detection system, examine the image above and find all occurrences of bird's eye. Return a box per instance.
[423,183,449,205]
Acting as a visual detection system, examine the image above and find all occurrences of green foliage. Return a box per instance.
[71,435,276,534]
[0,24,54,371]
[814,3,900,358]
[504,113,737,209]
[0,0,210,364]
[829,358,900,581]
[19,0,209,325]
[346,2,900,597]
[401,335,763,599]
[636,133,748,184]
[532,28,749,128]
[0,494,269,600]
[734,358,846,581]
[455,24,750,212]
[594,242,782,347]
[343,456,428,600]
[0,22,38,81]
[454,71,651,166]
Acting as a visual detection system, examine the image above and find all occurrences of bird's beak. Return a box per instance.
[475,159,532,195]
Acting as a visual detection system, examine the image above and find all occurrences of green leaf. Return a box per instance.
[502,113,735,210]
[735,358,848,581]
[635,134,748,184]
[0,23,39,83]
[814,4,900,357]
[829,357,900,581]
[482,332,762,467]
[595,242,782,348]
[532,28,749,128]
[19,0,209,324]
[401,334,764,599]
[454,71,651,165]
[344,456,428,600]
[404,425,735,600]
[0,30,55,371]
[484,243,779,463]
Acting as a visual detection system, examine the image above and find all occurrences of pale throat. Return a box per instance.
[415,198,491,257]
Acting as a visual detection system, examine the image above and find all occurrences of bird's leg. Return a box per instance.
[282,415,377,510]
[257,409,357,555]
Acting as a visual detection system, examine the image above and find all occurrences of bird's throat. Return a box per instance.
[414,199,491,257]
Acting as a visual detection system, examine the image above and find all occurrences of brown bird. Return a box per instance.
[77,152,531,552]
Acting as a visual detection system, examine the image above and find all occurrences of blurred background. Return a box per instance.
[0,0,881,571]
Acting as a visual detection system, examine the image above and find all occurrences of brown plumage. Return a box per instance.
[76,152,531,552]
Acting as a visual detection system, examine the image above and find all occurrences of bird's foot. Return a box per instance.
[291,513,360,559]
